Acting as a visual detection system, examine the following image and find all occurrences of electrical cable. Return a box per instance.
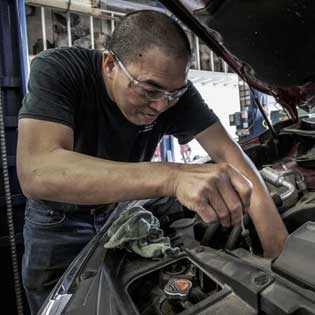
[0,87,24,315]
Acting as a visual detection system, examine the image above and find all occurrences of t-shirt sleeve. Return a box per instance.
[165,81,219,144]
[18,51,78,128]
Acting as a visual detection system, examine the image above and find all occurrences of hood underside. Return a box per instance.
[160,0,315,121]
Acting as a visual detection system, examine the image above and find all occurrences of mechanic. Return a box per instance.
[17,10,288,314]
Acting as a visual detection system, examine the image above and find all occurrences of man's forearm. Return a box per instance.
[247,178,288,257]
[19,148,177,204]
[196,122,288,256]
[230,154,288,257]
[209,140,287,256]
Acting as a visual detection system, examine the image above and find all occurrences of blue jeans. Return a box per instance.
[22,197,182,314]
[22,199,113,314]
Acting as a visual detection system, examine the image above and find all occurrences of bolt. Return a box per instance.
[254,272,269,286]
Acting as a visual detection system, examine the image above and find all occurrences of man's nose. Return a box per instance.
[148,98,168,113]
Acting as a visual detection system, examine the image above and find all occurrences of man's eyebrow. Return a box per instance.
[143,79,167,90]
[143,79,187,92]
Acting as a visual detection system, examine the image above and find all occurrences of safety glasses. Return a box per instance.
[109,50,188,102]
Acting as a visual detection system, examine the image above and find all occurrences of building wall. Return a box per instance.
[173,70,240,163]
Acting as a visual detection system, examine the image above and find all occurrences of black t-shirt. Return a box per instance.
[19,47,218,210]
[19,47,218,162]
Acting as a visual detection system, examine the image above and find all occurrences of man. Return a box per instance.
[17,10,288,314]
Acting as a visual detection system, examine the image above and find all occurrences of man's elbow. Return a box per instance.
[17,166,47,200]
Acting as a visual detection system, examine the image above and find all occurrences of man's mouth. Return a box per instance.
[141,112,159,119]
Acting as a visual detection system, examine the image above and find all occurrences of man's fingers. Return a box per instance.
[226,164,253,210]
[209,163,252,227]
[174,162,253,228]
[196,203,218,223]
[208,191,231,227]
[216,180,243,226]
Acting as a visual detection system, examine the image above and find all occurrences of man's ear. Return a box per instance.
[102,51,116,79]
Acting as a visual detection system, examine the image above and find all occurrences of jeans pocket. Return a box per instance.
[25,200,66,228]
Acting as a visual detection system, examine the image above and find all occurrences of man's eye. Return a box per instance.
[141,86,159,93]
[145,90,163,98]
[134,86,147,96]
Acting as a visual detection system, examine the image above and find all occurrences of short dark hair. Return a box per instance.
[107,10,191,65]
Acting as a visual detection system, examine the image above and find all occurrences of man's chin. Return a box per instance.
[129,113,159,126]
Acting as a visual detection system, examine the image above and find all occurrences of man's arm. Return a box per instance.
[17,118,175,204]
[195,121,288,257]
[17,118,252,224]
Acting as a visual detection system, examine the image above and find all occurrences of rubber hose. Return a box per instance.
[224,214,250,251]
[201,222,220,246]
[0,87,24,315]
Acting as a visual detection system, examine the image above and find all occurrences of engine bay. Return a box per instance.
[128,258,222,315]
[40,117,315,315]
[124,120,315,315]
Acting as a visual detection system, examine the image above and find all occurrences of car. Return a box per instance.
[39,1,315,314]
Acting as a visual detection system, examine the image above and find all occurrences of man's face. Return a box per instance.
[106,47,190,125]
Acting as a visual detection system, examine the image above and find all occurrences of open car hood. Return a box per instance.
[159,0,315,122]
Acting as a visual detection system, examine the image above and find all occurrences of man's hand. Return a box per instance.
[173,162,253,227]
[195,122,288,257]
